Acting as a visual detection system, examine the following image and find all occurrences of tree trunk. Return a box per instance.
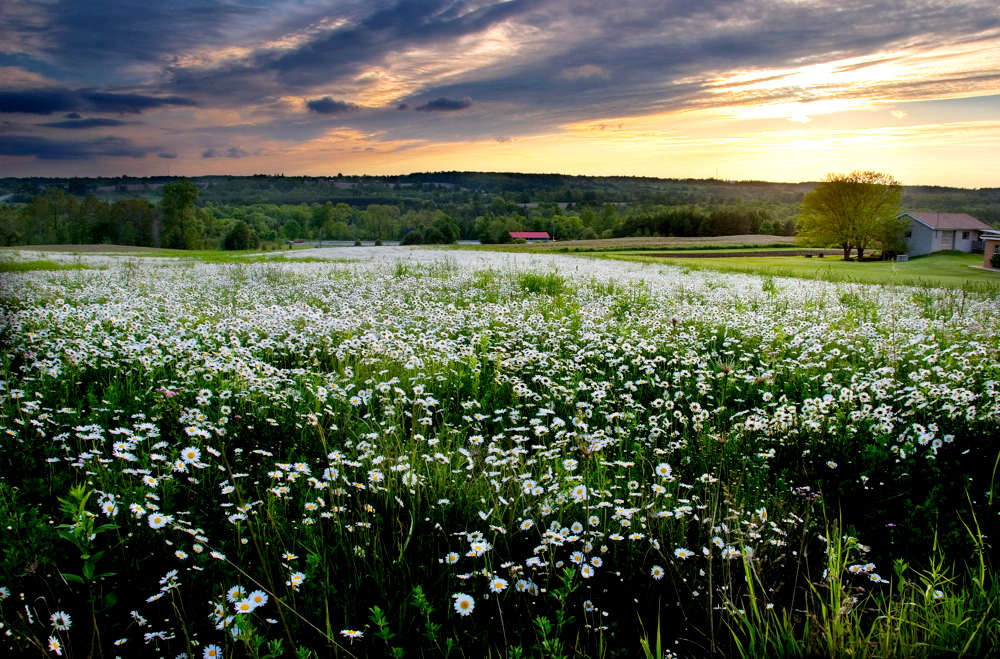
[856,246,865,260]
[843,244,851,260]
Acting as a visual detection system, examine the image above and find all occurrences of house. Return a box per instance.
[982,230,1000,269]
[901,212,995,256]
[509,231,553,243]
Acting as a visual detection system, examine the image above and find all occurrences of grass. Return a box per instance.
[462,234,797,253]
[0,259,94,273]
[604,251,1000,291]
[1,245,355,265]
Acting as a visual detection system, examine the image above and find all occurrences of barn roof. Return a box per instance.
[509,231,551,239]
[902,212,994,231]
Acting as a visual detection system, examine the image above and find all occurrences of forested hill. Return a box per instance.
[1,173,998,248]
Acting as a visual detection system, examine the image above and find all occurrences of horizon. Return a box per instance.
[3,170,995,192]
[2,1,999,187]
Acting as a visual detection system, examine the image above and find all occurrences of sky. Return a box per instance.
[1,0,999,186]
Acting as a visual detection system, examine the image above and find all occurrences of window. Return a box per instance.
[905,231,912,238]
[962,231,970,240]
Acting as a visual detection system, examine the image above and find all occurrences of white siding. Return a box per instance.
[905,220,935,256]
[953,230,977,252]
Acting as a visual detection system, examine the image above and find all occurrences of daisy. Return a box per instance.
[340,629,363,640]
[248,590,269,607]
[180,446,201,464]
[234,598,255,614]
[148,513,172,529]
[48,636,62,656]
[650,565,665,580]
[580,564,595,578]
[287,572,305,589]
[489,577,508,593]
[674,548,694,559]
[453,593,475,616]
[226,586,246,603]
[50,611,71,630]
[203,645,222,658]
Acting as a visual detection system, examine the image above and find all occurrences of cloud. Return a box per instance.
[0,135,157,160]
[0,88,196,115]
[202,146,249,158]
[0,65,55,88]
[79,91,196,114]
[559,64,610,80]
[158,152,178,159]
[4,0,1000,178]
[415,97,473,112]
[40,118,130,129]
[306,97,358,114]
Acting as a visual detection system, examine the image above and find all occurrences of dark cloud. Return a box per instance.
[306,97,357,114]
[0,89,78,114]
[0,134,156,159]
[264,0,541,88]
[79,91,196,114]
[64,112,81,119]
[202,146,249,158]
[0,88,195,115]
[158,152,178,159]
[6,1,261,84]
[40,118,130,129]
[415,97,473,112]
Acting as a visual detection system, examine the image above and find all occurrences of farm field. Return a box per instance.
[1,247,998,657]
[478,235,798,252]
[604,251,1000,292]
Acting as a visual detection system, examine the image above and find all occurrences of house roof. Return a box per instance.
[902,212,994,231]
[509,231,551,239]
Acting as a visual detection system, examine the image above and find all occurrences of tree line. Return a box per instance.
[0,180,798,248]
[2,172,995,250]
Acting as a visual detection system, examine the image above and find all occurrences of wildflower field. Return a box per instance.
[1,247,998,658]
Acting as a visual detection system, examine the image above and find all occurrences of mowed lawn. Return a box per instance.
[609,250,1000,290]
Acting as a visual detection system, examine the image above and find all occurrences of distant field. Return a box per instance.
[478,234,797,251]
[3,244,177,253]
[611,250,1000,291]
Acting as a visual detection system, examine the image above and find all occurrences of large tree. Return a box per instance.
[160,179,202,249]
[797,171,903,260]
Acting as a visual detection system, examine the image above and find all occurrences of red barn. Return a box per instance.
[509,231,552,242]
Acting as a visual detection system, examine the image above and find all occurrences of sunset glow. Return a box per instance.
[1,1,998,185]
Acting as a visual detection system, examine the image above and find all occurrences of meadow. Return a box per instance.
[1,247,998,658]
[604,251,1000,293]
